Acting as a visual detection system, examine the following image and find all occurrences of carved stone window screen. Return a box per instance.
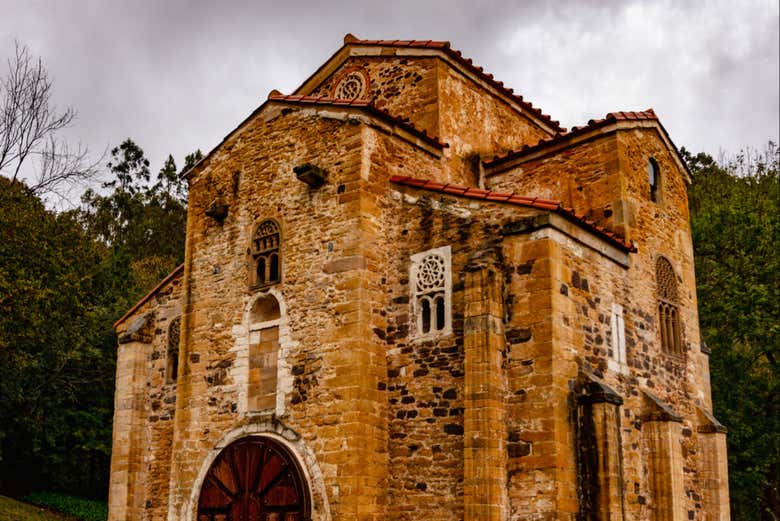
[166,316,181,384]
[332,68,369,100]
[656,257,683,355]
[410,246,452,338]
[251,219,281,288]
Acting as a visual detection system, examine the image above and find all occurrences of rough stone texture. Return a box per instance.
[108,37,729,521]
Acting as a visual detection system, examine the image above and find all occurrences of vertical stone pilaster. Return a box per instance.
[463,256,507,521]
[697,408,731,521]
[577,379,626,520]
[108,315,152,521]
[642,390,685,521]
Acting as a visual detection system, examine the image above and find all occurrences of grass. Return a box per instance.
[22,493,106,521]
[0,495,75,520]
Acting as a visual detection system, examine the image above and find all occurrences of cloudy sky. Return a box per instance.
[2,0,778,191]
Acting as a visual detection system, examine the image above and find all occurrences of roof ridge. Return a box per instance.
[389,175,635,252]
[342,34,564,133]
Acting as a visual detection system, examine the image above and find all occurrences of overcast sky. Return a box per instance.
[2,0,778,193]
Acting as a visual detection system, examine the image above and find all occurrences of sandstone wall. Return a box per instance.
[109,270,182,521]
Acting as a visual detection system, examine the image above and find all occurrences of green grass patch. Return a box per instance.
[0,495,75,520]
[22,493,106,521]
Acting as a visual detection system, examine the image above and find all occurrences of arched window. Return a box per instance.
[251,219,281,288]
[248,294,281,411]
[656,257,682,355]
[411,246,452,338]
[648,158,660,202]
[166,316,181,383]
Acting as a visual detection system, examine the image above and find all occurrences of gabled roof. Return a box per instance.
[484,109,692,182]
[390,175,636,252]
[181,91,449,179]
[114,264,184,328]
[293,34,565,135]
[267,92,449,149]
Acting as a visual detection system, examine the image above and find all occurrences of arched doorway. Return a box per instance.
[197,436,310,521]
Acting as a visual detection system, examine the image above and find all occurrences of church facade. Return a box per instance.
[108,35,730,521]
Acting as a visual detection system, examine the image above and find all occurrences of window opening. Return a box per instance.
[421,299,431,334]
[435,296,446,331]
[166,316,181,384]
[251,219,281,288]
[649,158,660,202]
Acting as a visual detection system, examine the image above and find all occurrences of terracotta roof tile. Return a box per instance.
[345,35,565,133]
[485,109,660,168]
[267,92,448,149]
[389,175,636,252]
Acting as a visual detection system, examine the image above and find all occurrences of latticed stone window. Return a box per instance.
[410,246,452,338]
[166,316,181,383]
[332,68,369,100]
[250,219,281,288]
[656,257,683,355]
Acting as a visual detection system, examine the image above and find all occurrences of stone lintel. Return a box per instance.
[640,389,683,423]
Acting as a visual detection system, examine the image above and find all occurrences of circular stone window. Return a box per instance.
[332,69,369,100]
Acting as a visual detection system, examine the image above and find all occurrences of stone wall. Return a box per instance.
[110,269,182,521]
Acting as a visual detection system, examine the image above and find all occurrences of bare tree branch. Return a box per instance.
[1,40,95,196]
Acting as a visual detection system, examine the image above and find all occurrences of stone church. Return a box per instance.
[108,35,730,521]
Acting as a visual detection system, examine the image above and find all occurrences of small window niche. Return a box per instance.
[410,246,452,339]
[250,219,281,289]
[648,157,661,203]
[608,303,627,374]
[166,316,181,384]
[248,294,281,412]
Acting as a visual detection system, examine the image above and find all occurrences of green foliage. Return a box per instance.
[0,178,113,497]
[24,492,106,521]
[686,143,780,520]
[0,139,196,498]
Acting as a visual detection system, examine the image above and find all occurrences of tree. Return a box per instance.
[0,41,96,198]
[686,143,780,520]
[0,177,113,497]
[80,139,193,297]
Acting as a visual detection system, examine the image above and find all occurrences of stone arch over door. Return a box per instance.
[185,424,331,521]
[197,436,309,520]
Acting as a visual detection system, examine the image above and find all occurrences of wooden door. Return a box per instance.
[197,437,310,521]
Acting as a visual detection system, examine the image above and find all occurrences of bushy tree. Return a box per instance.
[686,143,780,520]
[0,177,112,496]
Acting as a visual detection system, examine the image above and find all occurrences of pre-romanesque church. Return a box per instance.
[108,35,730,521]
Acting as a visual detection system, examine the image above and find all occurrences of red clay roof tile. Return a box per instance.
[389,175,636,252]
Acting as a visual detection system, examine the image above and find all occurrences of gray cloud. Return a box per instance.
[1,0,777,190]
